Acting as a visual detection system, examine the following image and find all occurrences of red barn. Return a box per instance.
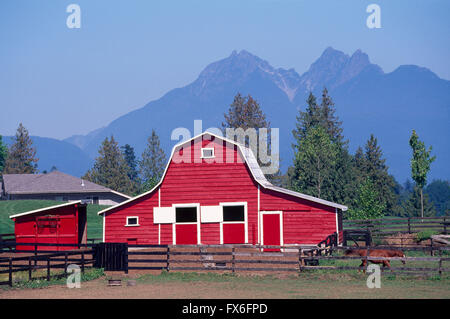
[99,132,347,248]
[10,201,87,251]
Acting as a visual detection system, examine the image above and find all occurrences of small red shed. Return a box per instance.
[99,132,347,248]
[10,201,87,251]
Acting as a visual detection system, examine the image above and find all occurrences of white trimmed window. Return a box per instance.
[125,216,139,227]
[201,148,214,159]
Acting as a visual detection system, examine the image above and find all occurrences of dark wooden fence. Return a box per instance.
[343,216,449,235]
[0,245,95,287]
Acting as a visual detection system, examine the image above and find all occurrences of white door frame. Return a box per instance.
[260,211,283,249]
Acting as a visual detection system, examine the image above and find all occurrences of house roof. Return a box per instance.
[2,171,131,199]
[9,200,84,219]
[98,131,347,215]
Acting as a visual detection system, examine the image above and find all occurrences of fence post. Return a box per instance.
[123,243,128,274]
[166,247,170,272]
[8,258,12,287]
[34,244,38,268]
[231,247,235,274]
[47,258,51,282]
[444,217,447,235]
[28,257,32,281]
[408,217,411,234]
[81,252,85,274]
[64,252,68,273]
[438,249,442,277]
[430,239,434,256]
[298,248,303,274]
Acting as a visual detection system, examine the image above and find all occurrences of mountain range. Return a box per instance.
[4,47,450,183]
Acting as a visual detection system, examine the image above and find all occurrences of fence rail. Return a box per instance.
[0,247,95,287]
[343,216,448,235]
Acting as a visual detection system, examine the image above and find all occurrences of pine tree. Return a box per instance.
[3,123,39,174]
[352,134,398,215]
[222,93,281,184]
[292,92,321,151]
[290,89,352,204]
[139,130,167,193]
[121,144,139,183]
[291,126,338,199]
[409,130,436,219]
[83,136,134,195]
[0,135,7,175]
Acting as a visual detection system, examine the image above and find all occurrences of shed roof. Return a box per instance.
[9,201,84,219]
[98,131,348,215]
[2,171,130,199]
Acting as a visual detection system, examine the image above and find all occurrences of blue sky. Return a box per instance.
[1,0,449,139]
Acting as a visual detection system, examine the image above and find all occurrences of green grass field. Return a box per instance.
[0,200,107,239]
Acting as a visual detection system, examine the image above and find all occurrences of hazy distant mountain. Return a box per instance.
[63,47,450,182]
[3,136,93,177]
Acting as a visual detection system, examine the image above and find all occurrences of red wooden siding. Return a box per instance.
[14,204,86,251]
[104,190,159,244]
[260,188,337,245]
[103,134,342,246]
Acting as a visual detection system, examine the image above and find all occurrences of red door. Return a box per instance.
[262,213,281,252]
[175,224,198,244]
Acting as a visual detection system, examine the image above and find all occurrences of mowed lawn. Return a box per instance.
[0,200,108,239]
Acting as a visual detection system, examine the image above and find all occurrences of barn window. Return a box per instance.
[176,207,197,223]
[125,216,139,226]
[223,205,245,222]
[201,148,214,158]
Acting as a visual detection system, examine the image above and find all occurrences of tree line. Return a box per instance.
[1,91,448,218]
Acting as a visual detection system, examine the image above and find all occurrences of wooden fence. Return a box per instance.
[0,245,95,287]
[343,216,449,235]
[124,244,450,277]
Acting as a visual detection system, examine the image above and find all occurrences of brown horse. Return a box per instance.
[345,249,406,272]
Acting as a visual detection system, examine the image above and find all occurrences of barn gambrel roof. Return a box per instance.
[98,131,348,215]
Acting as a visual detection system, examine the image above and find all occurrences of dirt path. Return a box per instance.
[1,274,449,299]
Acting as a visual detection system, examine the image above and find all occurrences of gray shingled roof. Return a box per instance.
[2,171,128,197]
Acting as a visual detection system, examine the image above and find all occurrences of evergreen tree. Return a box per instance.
[3,123,39,174]
[139,130,166,193]
[354,134,398,214]
[290,88,353,204]
[291,126,338,199]
[425,180,450,216]
[409,130,436,218]
[121,144,139,183]
[0,135,7,175]
[292,92,321,151]
[402,186,436,217]
[83,136,134,195]
[347,178,386,220]
[222,93,281,185]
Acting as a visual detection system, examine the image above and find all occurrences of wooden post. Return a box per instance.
[64,253,68,273]
[166,247,170,272]
[34,244,38,268]
[28,257,32,281]
[407,217,411,234]
[438,249,442,277]
[8,258,13,287]
[124,243,128,274]
[298,248,303,275]
[231,247,235,274]
[444,217,447,234]
[81,252,85,274]
[47,258,51,282]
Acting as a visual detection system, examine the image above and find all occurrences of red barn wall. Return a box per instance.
[14,204,82,251]
[103,136,341,246]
